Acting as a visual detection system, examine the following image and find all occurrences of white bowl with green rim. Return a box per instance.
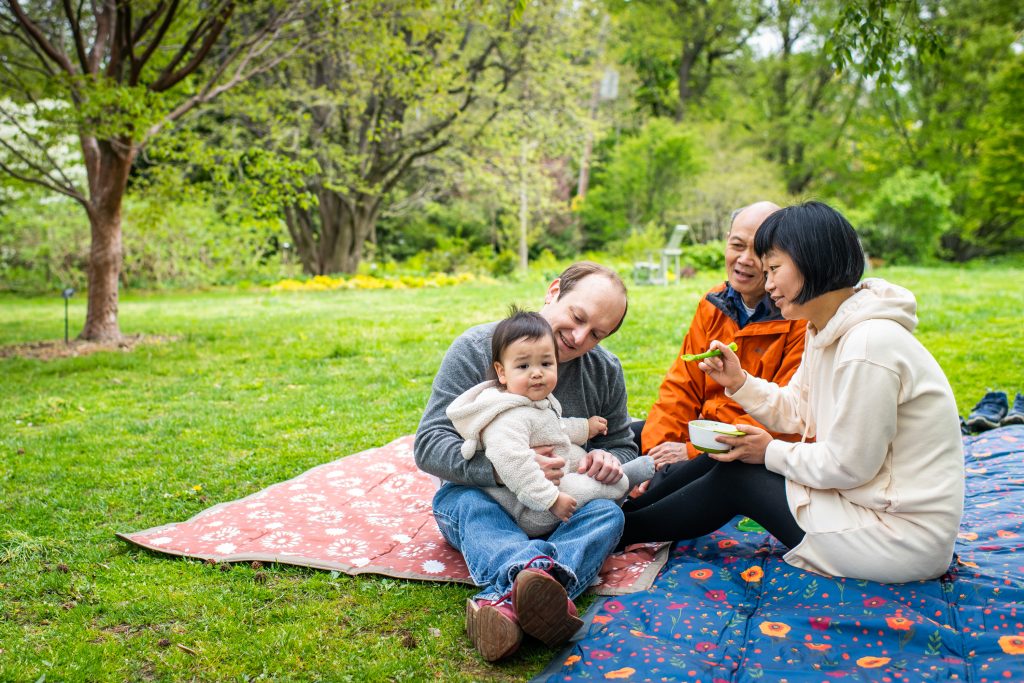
[689,419,746,453]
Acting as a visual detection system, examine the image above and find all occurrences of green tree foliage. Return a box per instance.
[386,2,604,270]
[174,0,574,276]
[826,0,946,84]
[0,0,306,339]
[830,0,1024,259]
[858,167,955,263]
[608,0,766,120]
[681,122,792,242]
[970,52,1024,252]
[753,1,865,195]
[578,117,702,248]
[0,185,289,293]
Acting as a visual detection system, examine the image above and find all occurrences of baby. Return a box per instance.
[447,307,654,537]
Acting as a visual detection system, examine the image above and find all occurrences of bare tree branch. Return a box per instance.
[86,0,113,74]
[142,17,306,145]
[0,157,86,204]
[7,0,77,75]
[151,0,234,92]
[0,116,84,202]
[0,99,81,191]
[131,0,168,44]
[131,0,178,83]
[61,0,89,73]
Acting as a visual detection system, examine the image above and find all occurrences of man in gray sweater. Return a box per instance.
[415,262,639,661]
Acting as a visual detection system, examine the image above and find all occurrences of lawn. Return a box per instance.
[1,265,1022,682]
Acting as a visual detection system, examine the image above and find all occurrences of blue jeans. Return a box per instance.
[433,483,624,601]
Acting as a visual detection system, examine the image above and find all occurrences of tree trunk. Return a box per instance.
[284,189,377,275]
[80,140,134,342]
[676,46,701,122]
[336,195,377,274]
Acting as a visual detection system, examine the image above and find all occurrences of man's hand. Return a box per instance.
[534,445,565,485]
[647,441,690,470]
[707,424,772,465]
[492,445,565,486]
[578,448,624,484]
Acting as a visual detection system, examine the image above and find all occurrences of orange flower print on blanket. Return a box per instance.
[886,616,914,631]
[604,667,636,679]
[740,566,764,582]
[999,635,1024,655]
[857,656,891,668]
[689,568,713,580]
[759,621,791,637]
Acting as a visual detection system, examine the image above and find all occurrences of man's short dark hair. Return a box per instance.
[556,261,629,335]
[754,201,865,305]
[491,305,559,368]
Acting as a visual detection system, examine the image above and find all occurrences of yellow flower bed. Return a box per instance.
[270,272,481,292]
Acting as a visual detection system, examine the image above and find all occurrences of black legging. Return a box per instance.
[620,454,805,549]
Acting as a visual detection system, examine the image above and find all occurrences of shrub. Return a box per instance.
[0,188,296,293]
[858,167,956,264]
[681,240,725,273]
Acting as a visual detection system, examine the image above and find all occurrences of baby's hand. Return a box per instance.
[587,415,608,439]
[550,492,578,522]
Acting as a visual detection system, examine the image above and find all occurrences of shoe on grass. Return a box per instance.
[511,565,583,647]
[966,390,1008,432]
[1002,393,1024,426]
[465,598,522,662]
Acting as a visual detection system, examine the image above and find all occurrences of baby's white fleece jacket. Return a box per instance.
[446,380,589,512]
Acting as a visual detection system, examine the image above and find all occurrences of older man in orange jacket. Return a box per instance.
[637,202,807,488]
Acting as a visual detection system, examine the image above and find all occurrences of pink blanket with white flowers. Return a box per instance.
[117,435,667,595]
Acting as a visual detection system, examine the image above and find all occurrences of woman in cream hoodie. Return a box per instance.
[621,201,964,583]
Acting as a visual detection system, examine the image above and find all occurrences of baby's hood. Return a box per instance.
[446,381,557,459]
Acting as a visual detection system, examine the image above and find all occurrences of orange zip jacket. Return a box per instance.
[641,282,807,457]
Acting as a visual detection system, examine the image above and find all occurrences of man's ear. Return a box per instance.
[493,361,506,386]
[544,278,561,305]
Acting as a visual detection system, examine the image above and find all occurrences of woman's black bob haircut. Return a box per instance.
[491,305,559,367]
[754,201,865,305]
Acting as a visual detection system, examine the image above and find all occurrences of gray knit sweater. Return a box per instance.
[414,321,639,486]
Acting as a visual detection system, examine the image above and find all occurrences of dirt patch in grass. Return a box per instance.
[0,334,176,360]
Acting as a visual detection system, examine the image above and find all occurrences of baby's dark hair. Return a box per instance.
[490,305,559,374]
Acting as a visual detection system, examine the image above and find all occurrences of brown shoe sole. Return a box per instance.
[511,571,584,646]
[465,599,522,662]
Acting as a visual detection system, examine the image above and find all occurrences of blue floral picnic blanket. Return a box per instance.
[535,426,1024,682]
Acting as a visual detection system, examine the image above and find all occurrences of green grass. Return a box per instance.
[1,265,1022,681]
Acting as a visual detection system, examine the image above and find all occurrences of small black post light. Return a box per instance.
[61,287,75,344]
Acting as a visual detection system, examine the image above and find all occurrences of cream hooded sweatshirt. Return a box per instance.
[730,278,964,582]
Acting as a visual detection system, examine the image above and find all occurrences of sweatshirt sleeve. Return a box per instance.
[414,330,499,486]
[729,361,810,436]
[561,417,591,446]
[762,358,901,490]
[482,413,560,512]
